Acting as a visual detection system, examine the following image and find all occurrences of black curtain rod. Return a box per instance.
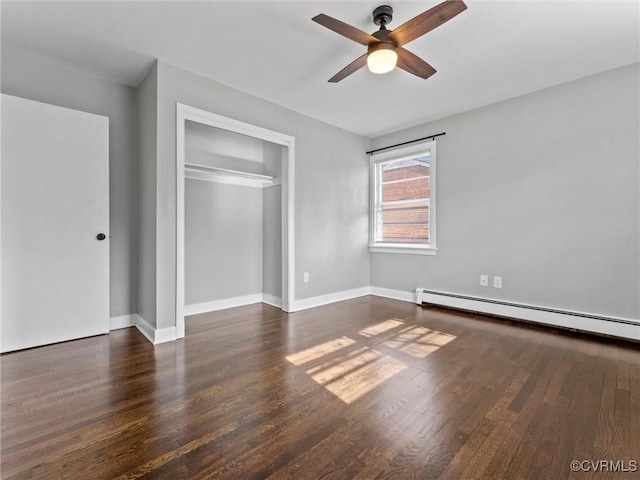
[366,132,446,155]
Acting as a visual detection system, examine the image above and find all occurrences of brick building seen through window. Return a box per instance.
[377,156,430,243]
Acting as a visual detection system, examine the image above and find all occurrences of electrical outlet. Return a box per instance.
[493,276,502,288]
[480,275,489,287]
[303,272,310,283]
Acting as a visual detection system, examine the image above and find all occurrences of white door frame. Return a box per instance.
[176,103,295,338]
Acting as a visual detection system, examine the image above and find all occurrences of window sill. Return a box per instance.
[369,245,437,256]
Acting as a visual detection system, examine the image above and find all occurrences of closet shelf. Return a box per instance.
[185,163,279,188]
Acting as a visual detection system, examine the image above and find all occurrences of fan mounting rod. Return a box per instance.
[372,5,393,27]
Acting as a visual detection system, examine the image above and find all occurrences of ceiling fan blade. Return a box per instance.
[328,54,368,83]
[389,0,467,47]
[312,14,379,46]
[396,48,437,79]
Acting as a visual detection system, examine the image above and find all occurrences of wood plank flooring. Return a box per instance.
[2,296,639,479]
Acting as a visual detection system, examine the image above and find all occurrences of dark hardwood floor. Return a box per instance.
[2,296,639,479]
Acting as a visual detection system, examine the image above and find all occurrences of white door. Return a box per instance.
[1,94,110,352]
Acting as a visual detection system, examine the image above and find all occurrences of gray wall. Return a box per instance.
[185,180,263,304]
[263,185,282,299]
[4,46,635,328]
[1,45,139,318]
[370,63,640,321]
[151,60,370,329]
[186,121,266,174]
[136,62,158,326]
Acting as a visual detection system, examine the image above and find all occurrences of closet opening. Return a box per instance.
[176,104,295,338]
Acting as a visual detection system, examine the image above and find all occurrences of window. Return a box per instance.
[370,141,436,255]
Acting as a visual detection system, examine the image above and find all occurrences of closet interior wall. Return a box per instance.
[184,121,282,309]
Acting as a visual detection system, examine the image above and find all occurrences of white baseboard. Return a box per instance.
[184,293,282,316]
[183,287,370,316]
[134,315,155,344]
[289,287,371,312]
[132,314,177,345]
[153,325,178,344]
[184,293,263,316]
[115,286,639,345]
[110,314,137,330]
[262,293,282,308]
[370,287,416,303]
[415,289,640,342]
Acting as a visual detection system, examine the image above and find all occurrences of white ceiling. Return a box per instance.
[2,1,638,137]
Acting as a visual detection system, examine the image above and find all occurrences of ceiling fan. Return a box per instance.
[312,0,467,82]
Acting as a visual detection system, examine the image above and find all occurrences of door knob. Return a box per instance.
[96,233,106,241]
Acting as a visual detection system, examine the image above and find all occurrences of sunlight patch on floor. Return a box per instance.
[285,336,356,366]
[285,319,456,403]
[384,326,456,358]
[306,346,374,383]
[358,318,404,337]
[307,346,407,404]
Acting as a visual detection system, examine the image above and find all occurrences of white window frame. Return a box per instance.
[369,140,437,255]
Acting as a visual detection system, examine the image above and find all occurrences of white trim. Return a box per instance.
[134,315,155,344]
[176,103,295,337]
[135,314,178,345]
[380,197,430,207]
[370,286,416,303]
[369,140,436,253]
[154,325,178,344]
[289,287,371,312]
[370,246,437,255]
[109,314,137,330]
[262,293,283,308]
[383,175,430,186]
[185,294,262,316]
[282,138,295,313]
[415,289,640,341]
[139,281,638,344]
[176,106,186,340]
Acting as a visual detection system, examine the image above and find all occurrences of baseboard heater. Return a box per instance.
[415,288,640,342]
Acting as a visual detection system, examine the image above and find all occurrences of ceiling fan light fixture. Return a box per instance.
[367,42,397,74]
[313,0,467,82]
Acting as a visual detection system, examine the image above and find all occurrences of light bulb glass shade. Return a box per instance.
[367,46,398,74]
